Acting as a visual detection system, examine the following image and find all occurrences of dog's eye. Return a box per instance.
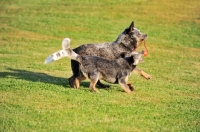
[131,35,135,38]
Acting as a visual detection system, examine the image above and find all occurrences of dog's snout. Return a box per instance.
[140,34,147,41]
[143,34,147,40]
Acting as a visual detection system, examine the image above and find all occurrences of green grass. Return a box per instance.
[0,0,200,131]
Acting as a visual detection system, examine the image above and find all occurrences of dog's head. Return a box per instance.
[116,21,147,51]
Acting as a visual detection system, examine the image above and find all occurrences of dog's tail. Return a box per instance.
[44,38,81,64]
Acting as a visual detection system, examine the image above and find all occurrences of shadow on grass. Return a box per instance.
[0,68,90,88]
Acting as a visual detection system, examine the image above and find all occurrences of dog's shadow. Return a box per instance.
[0,68,90,88]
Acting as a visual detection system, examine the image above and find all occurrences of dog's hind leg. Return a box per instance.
[75,74,86,89]
[70,59,109,89]
[69,60,81,88]
[89,73,99,92]
[68,76,75,88]
[118,78,131,94]
[133,68,152,80]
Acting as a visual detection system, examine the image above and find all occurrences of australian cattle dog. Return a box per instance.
[45,38,144,93]
[45,21,151,88]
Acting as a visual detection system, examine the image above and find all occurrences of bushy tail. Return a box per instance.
[44,38,81,64]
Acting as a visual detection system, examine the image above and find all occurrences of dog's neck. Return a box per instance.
[123,57,137,70]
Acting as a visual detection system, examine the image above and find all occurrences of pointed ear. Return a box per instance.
[128,21,134,33]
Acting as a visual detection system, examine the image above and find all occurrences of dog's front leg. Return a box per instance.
[127,81,134,91]
[118,78,131,94]
[133,68,152,80]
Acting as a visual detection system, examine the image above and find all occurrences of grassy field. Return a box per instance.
[0,0,200,131]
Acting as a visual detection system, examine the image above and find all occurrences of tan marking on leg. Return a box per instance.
[119,82,131,94]
[74,78,80,89]
[89,79,99,92]
[133,68,152,80]
[75,75,86,89]
[127,81,134,91]
[124,76,134,91]
[119,77,131,94]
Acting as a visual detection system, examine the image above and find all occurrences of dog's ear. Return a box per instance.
[128,21,134,33]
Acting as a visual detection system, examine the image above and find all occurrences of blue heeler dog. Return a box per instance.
[45,38,144,93]
[45,21,152,88]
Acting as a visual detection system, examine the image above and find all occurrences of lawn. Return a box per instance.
[0,0,200,131]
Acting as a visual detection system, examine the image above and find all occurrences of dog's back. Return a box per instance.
[80,56,122,83]
[73,42,122,60]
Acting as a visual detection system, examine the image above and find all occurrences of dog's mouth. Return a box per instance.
[140,34,147,42]
[133,40,148,57]
[140,37,147,42]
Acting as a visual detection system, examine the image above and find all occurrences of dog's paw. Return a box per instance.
[127,84,134,91]
[146,75,152,80]
[68,77,76,88]
[141,72,152,80]
[129,86,134,91]
[92,89,99,93]
[123,88,132,94]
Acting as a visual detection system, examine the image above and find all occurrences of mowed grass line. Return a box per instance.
[0,0,200,131]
